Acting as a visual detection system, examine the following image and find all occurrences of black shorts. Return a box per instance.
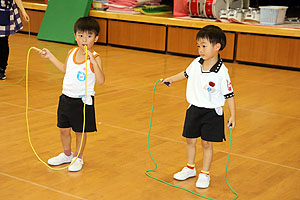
[57,94,97,132]
[182,105,225,142]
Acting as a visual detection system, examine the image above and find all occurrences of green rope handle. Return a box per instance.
[145,80,238,200]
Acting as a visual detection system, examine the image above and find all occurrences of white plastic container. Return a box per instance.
[259,6,288,25]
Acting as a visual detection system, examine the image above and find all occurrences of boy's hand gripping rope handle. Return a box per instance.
[160,78,171,87]
[145,79,238,200]
[31,47,45,54]
[26,46,89,170]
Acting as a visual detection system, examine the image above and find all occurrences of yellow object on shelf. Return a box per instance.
[93,0,108,10]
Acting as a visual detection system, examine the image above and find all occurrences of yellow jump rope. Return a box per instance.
[26,45,88,170]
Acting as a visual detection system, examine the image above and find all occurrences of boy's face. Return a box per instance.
[74,30,99,51]
[197,38,220,60]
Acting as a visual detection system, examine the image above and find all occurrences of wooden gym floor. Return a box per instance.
[0,33,299,200]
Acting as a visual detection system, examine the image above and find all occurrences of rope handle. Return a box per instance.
[31,47,45,55]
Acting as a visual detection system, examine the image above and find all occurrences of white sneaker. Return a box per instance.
[68,157,84,172]
[48,152,73,166]
[173,167,196,180]
[196,173,210,188]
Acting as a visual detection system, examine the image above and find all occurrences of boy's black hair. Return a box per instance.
[196,25,226,51]
[74,16,100,36]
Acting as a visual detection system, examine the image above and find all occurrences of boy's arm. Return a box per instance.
[162,71,186,85]
[40,48,66,73]
[226,97,236,128]
[88,52,105,85]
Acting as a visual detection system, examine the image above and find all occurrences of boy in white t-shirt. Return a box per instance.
[40,17,105,172]
[162,25,236,188]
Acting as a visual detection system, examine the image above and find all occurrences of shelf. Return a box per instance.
[22,2,300,68]
[88,11,300,38]
[23,2,300,38]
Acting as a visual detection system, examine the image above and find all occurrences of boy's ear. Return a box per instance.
[94,35,99,42]
[215,43,221,51]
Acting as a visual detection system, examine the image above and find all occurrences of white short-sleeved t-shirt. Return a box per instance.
[185,56,234,109]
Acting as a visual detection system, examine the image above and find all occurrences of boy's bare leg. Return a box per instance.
[201,140,213,171]
[74,132,87,158]
[186,138,197,164]
[60,128,71,153]
[173,138,197,180]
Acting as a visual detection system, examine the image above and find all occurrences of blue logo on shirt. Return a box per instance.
[77,71,86,81]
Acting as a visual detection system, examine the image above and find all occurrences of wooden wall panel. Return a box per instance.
[236,34,300,68]
[167,26,235,60]
[22,10,44,33]
[95,18,107,44]
[108,20,166,51]
[20,9,300,68]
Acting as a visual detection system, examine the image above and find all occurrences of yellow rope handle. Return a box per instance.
[31,47,45,54]
[26,45,88,170]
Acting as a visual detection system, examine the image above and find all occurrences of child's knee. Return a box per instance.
[75,132,87,138]
[186,138,197,146]
[201,140,212,149]
[60,128,70,135]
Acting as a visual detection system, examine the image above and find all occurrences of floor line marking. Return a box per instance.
[0,171,89,200]
[101,123,300,171]
[1,99,299,171]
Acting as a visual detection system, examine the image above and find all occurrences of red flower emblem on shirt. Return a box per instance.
[227,80,232,91]
[209,81,215,87]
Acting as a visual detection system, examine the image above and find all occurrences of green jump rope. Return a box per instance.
[145,80,238,200]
